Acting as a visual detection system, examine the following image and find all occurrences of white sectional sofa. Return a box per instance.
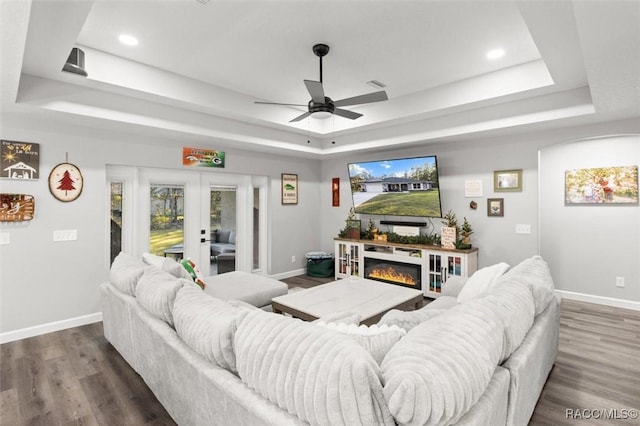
[101,253,560,426]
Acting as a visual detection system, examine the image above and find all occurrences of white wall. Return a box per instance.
[320,119,640,306]
[540,135,639,305]
[0,112,322,335]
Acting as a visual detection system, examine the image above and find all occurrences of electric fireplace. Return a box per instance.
[364,258,422,290]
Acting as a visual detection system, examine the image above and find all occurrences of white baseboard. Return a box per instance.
[0,312,103,344]
[556,290,640,311]
[268,268,307,281]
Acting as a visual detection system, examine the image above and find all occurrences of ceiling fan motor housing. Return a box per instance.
[309,97,335,114]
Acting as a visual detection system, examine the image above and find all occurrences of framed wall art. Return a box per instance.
[494,169,522,192]
[1,140,40,180]
[332,177,340,207]
[0,194,35,221]
[281,173,298,205]
[487,198,504,217]
[565,165,638,205]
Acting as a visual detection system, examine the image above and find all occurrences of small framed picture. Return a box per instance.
[487,198,504,217]
[494,169,522,192]
[281,173,298,205]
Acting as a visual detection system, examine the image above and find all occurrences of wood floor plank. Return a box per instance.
[1,278,639,426]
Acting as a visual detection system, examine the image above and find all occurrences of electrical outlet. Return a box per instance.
[0,232,9,245]
[53,230,78,242]
[291,255,296,263]
[616,277,625,288]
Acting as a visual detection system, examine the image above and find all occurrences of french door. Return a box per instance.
[108,166,266,275]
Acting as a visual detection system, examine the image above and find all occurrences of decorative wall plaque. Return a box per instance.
[0,194,35,221]
[48,163,84,202]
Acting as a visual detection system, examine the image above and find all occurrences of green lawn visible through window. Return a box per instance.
[149,229,183,256]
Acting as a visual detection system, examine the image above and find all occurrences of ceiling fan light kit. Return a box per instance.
[256,43,388,122]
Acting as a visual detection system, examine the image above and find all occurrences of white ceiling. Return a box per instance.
[2,0,639,158]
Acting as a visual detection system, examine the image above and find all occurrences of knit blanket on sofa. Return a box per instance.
[381,297,505,426]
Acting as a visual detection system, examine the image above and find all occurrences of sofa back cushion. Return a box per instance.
[215,230,231,243]
[173,284,250,373]
[456,262,510,303]
[234,309,394,426]
[135,266,186,326]
[485,280,535,363]
[381,297,505,426]
[110,252,146,296]
[496,255,555,316]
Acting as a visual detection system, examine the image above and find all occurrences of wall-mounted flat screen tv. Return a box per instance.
[347,155,442,218]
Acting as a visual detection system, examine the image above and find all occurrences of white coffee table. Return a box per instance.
[271,277,423,325]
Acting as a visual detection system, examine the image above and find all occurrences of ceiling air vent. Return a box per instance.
[62,47,88,77]
[366,80,387,89]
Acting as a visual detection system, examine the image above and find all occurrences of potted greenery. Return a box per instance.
[440,210,459,249]
[343,207,361,239]
[459,217,473,248]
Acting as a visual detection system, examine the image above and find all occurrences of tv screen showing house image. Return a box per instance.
[347,155,442,218]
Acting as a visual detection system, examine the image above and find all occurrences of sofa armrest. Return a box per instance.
[442,276,468,297]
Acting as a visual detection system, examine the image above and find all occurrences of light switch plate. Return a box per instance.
[515,224,531,234]
[53,230,78,242]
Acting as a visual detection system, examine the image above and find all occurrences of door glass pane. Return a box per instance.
[210,186,236,275]
[110,182,123,264]
[253,187,259,270]
[150,184,185,259]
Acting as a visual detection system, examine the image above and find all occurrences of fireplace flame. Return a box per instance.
[369,267,417,286]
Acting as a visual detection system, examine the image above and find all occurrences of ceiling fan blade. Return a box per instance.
[334,91,388,107]
[333,108,363,120]
[289,111,312,122]
[255,101,307,106]
[304,80,325,103]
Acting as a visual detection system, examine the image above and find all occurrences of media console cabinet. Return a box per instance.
[334,238,478,298]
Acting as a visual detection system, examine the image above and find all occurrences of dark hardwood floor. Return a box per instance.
[1,276,638,425]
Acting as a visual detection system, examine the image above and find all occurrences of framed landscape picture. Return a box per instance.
[565,165,639,205]
[494,169,522,192]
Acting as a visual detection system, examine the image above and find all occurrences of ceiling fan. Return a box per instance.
[255,44,388,122]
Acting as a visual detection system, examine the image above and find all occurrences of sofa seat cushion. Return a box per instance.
[135,266,187,326]
[381,297,505,426]
[110,252,146,296]
[203,271,287,307]
[496,256,555,316]
[173,284,251,373]
[234,309,395,426]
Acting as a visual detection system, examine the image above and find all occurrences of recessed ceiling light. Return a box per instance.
[487,48,505,60]
[119,34,138,46]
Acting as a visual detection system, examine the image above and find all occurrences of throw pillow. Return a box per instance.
[381,298,505,426]
[315,322,406,364]
[142,252,166,269]
[378,305,447,332]
[456,262,510,303]
[135,266,186,326]
[110,251,146,296]
[235,309,394,426]
[228,230,236,244]
[162,256,193,281]
[495,255,555,316]
[180,258,206,290]
[173,284,250,373]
